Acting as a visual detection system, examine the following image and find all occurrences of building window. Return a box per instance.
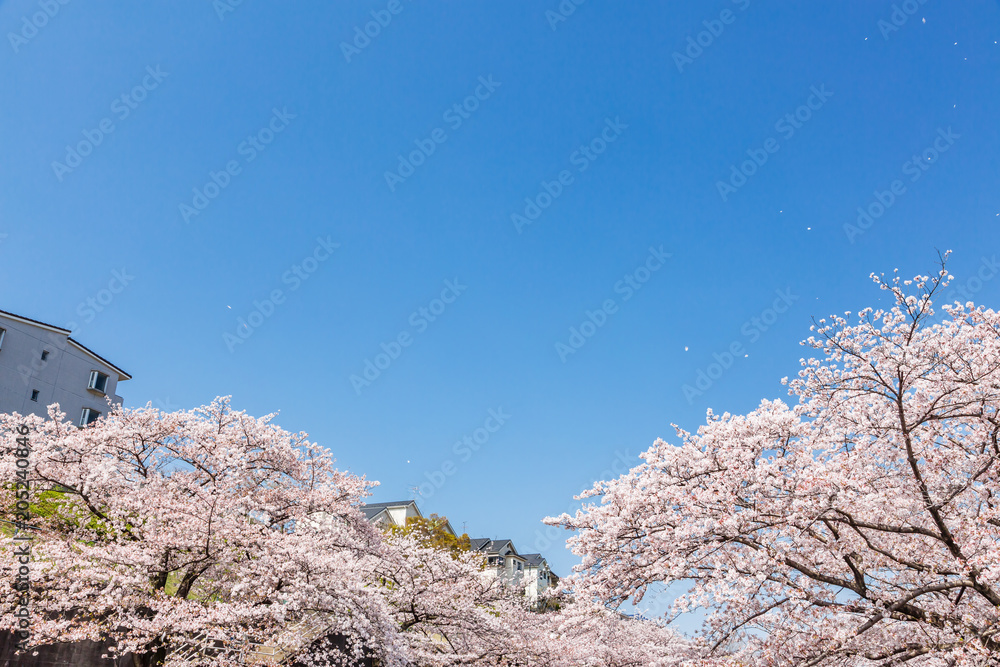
[80,408,101,427]
[88,371,109,394]
[0,327,6,350]
[41,350,49,361]
[30,390,39,402]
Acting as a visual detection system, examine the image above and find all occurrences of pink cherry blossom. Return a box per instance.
[547,260,1000,665]
[2,397,687,665]
[1,398,399,665]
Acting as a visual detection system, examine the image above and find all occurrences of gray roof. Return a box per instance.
[470,539,518,555]
[471,541,555,574]
[359,500,416,521]
[521,553,546,567]
[363,500,416,509]
[360,506,388,520]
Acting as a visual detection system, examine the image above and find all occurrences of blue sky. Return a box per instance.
[2,0,999,590]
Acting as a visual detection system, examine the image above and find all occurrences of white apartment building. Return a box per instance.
[470,538,557,602]
[522,553,559,602]
[0,309,130,426]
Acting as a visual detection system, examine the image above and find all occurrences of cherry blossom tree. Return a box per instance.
[1,396,694,666]
[375,530,535,665]
[528,599,696,667]
[547,262,1000,666]
[1,398,402,666]
[373,517,692,665]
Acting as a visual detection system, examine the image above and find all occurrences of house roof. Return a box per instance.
[363,500,418,509]
[470,539,520,556]
[360,501,461,537]
[360,500,421,522]
[521,553,547,567]
[0,308,71,335]
[0,308,132,380]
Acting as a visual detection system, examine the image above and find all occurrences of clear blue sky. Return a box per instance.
[2,1,999,583]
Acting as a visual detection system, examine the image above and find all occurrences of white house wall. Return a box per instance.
[0,314,125,422]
